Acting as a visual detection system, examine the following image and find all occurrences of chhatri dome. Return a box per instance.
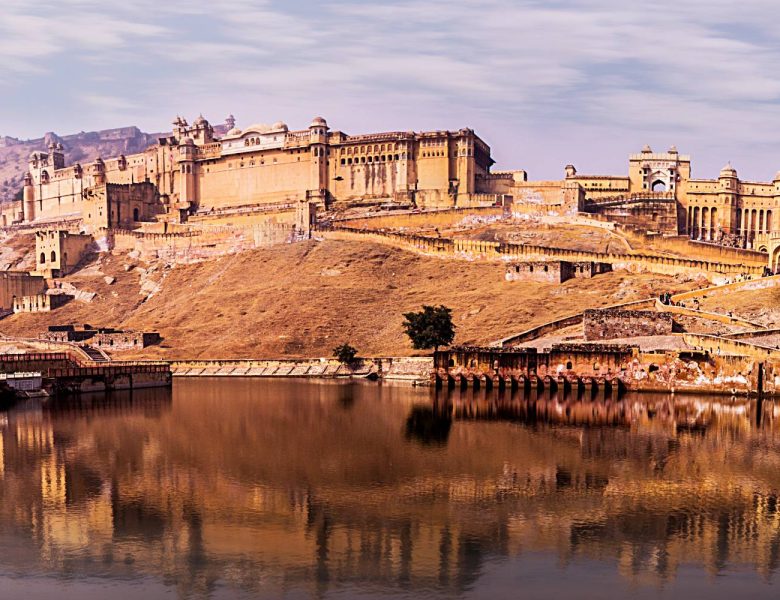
[719,162,738,178]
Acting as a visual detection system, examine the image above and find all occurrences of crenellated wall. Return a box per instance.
[320,226,765,278]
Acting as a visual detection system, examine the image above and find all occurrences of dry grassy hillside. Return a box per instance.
[0,238,701,359]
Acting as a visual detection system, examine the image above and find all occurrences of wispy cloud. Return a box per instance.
[2,0,780,180]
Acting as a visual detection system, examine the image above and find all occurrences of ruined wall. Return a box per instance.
[572,261,612,278]
[0,271,46,310]
[13,293,70,313]
[435,342,777,396]
[505,261,568,283]
[93,331,161,351]
[583,309,673,341]
[589,199,679,234]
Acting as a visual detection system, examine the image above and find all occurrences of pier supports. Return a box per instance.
[433,369,624,397]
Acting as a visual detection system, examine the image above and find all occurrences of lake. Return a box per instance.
[0,378,778,599]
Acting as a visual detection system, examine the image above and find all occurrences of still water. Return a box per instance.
[0,379,779,599]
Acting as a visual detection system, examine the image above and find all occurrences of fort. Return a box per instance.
[3,113,780,395]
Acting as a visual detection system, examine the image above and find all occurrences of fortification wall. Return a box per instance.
[320,227,764,278]
[623,230,767,267]
[656,300,761,328]
[496,298,658,347]
[110,221,301,262]
[196,149,313,209]
[338,207,504,231]
[671,274,780,302]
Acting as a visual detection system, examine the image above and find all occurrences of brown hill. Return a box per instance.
[0,238,700,359]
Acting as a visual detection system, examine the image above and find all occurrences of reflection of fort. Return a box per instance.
[1,381,780,596]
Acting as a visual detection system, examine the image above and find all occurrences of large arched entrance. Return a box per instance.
[651,180,667,192]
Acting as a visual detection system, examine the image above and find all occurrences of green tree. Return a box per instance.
[333,343,358,365]
[402,305,455,352]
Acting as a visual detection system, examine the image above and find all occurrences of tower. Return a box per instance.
[455,129,475,199]
[309,117,329,206]
[49,142,65,170]
[177,137,197,210]
[23,172,35,222]
[704,163,738,243]
[92,157,106,186]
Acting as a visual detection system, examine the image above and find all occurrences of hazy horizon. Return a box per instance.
[3,0,780,181]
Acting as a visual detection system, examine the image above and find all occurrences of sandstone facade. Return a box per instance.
[2,115,498,231]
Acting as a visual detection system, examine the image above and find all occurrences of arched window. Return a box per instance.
[51,251,56,262]
[40,252,46,264]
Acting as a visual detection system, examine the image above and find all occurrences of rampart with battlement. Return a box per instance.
[320,226,764,278]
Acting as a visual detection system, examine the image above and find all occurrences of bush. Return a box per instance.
[333,343,358,364]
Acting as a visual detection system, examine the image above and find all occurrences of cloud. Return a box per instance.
[2,0,780,179]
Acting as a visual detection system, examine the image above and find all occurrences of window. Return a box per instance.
[40,252,46,264]
[51,251,56,262]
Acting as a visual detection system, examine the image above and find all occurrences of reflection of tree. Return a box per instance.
[337,384,356,410]
[405,405,452,446]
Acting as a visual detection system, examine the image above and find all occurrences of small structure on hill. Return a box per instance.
[42,325,161,350]
[505,261,612,284]
[13,293,71,313]
[0,271,46,312]
[34,230,94,277]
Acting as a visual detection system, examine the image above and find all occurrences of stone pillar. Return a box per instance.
[23,172,35,222]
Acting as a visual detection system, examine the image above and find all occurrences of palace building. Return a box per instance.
[2,115,498,230]
[497,145,780,252]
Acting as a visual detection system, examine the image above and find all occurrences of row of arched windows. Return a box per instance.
[341,143,397,156]
[341,154,403,166]
[40,251,56,264]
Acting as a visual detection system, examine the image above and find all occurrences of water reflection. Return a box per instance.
[0,380,780,598]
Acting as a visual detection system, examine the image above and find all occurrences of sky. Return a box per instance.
[2,0,780,180]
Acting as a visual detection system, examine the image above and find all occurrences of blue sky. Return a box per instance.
[3,0,780,180]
